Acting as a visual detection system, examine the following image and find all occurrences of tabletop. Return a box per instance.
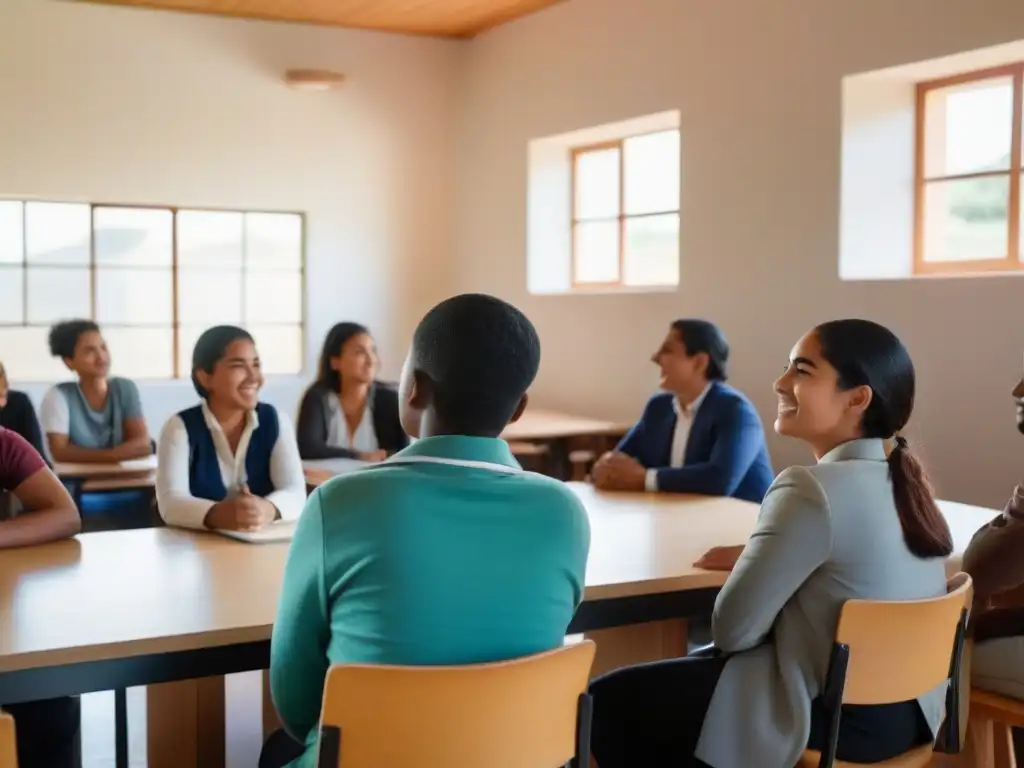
[0,485,995,673]
[499,409,631,441]
[301,457,368,487]
[53,455,158,479]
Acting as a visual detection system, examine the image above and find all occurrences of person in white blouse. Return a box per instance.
[155,326,306,531]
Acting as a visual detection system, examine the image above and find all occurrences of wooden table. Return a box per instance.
[0,486,996,767]
[54,455,158,498]
[53,455,159,480]
[301,457,368,488]
[499,409,632,478]
[500,410,631,442]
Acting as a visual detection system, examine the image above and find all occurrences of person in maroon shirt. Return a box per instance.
[0,426,82,767]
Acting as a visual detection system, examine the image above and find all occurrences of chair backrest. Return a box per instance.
[316,640,596,768]
[0,710,17,768]
[812,573,973,767]
[835,572,972,705]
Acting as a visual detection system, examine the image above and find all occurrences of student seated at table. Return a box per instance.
[40,320,151,464]
[0,359,47,460]
[593,318,773,503]
[0,426,81,768]
[155,325,306,531]
[962,364,1024,725]
[261,294,591,768]
[295,322,408,462]
[588,319,953,768]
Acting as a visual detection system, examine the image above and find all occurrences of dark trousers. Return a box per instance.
[589,655,932,767]
[259,728,306,768]
[4,696,82,768]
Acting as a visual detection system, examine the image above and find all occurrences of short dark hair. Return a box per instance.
[815,319,952,559]
[670,319,729,381]
[315,322,370,392]
[191,325,254,399]
[411,293,540,436]
[48,320,100,360]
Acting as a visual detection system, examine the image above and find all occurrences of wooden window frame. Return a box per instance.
[913,62,1024,275]
[0,200,306,379]
[570,132,679,289]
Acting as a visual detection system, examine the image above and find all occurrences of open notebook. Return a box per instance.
[218,520,297,544]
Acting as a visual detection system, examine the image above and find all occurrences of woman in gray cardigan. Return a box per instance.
[589,319,954,768]
[296,323,408,461]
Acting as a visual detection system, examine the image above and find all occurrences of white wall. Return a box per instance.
[455,0,1024,508]
[0,0,461,428]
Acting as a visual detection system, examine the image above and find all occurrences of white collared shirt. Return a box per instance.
[645,384,712,492]
[326,393,379,454]
[155,401,307,530]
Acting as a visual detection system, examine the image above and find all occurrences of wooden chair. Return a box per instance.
[798,573,973,768]
[568,450,596,481]
[0,710,17,768]
[508,441,552,474]
[315,640,596,767]
[962,687,1024,767]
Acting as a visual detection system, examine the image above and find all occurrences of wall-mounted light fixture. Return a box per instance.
[283,69,346,91]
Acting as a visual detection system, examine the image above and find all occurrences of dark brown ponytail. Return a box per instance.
[887,436,952,558]
[815,320,953,560]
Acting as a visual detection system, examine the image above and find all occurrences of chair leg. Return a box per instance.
[963,714,995,768]
[994,721,1016,768]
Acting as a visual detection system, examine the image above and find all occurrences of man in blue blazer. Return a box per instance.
[593,319,773,503]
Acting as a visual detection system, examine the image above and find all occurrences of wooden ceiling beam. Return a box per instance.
[68,0,567,38]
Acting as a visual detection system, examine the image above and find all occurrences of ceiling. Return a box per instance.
[71,0,567,37]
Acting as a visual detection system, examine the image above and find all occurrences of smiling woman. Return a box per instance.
[154,325,306,532]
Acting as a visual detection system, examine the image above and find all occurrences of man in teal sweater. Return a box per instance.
[262,294,592,768]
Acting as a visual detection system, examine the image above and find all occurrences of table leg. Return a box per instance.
[146,678,226,768]
[114,688,128,768]
[584,619,689,679]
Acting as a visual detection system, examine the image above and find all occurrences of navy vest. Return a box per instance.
[178,402,279,501]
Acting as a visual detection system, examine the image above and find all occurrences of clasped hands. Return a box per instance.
[204,484,278,532]
[591,451,648,491]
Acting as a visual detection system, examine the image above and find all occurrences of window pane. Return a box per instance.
[246,213,302,270]
[0,327,66,381]
[0,201,23,264]
[176,325,204,378]
[0,267,24,323]
[102,326,174,379]
[624,130,680,216]
[922,176,1009,262]
[177,268,243,324]
[27,267,90,323]
[573,220,620,284]
[574,147,620,220]
[95,268,173,325]
[623,214,680,287]
[95,207,173,267]
[250,324,302,375]
[177,211,243,267]
[924,77,1013,178]
[245,272,302,324]
[25,203,90,265]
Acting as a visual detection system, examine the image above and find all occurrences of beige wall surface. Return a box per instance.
[454,0,1024,508]
[0,0,461,429]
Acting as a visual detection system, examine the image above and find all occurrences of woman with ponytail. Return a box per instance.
[589,319,952,768]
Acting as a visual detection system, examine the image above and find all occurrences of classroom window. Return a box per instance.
[0,201,304,381]
[914,63,1024,275]
[571,130,680,288]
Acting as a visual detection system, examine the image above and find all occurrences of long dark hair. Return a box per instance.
[816,319,952,559]
[315,322,370,392]
[191,325,254,399]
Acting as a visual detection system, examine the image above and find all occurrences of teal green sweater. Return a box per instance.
[269,436,591,767]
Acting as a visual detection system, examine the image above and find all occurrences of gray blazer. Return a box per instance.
[695,438,948,768]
